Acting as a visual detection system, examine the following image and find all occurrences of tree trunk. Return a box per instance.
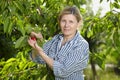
[90,58,99,80]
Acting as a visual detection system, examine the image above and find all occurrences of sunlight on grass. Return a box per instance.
[84,67,120,80]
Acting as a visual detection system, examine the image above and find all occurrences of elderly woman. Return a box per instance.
[28,5,89,80]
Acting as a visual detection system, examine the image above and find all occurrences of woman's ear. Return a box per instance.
[77,20,83,30]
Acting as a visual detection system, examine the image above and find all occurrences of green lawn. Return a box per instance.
[84,67,120,80]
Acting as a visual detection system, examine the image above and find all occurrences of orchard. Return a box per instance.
[0,0,120,80]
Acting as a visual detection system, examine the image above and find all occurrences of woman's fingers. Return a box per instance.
[30,32,43,40]
[37,33,43,40]
[28,37,36,48]
[30,32,36,37]
[28,35,43,52]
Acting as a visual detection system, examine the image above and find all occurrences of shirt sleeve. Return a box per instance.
[28,40,53,64]
[53,41,89,78]
[29,50,45,64]
[43,34,60,55]
[29,35,59,64]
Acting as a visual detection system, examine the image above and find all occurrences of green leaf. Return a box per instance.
[27,61,36,68]
[0,1,7,12]
[25,24,33,34]
[35,0,41,5]
[13,1,24,13]
[6,58,16,63]
[8,22,13,35]
[15,36,26,48]
[95,54,105,70]
[19,61,26,70]
[113,28,120,47]
[17,20,25,36]
[113,2,120,9]
[0,61,5,66]
[110,2,114,9]
[87,30,93,38]
[4,17,10,33]
[8,4,16,15]
[21,53,26,62]
[1,63,12,73]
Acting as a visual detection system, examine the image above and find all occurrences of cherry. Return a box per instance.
[31,36,36,41]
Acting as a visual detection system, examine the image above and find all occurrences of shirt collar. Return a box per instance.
[69,31,80,44]
[58,30,80,44]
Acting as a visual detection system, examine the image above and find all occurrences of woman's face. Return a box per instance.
[60,14,79,37]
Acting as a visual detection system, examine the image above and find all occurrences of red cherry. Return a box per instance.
[31,36,36,41]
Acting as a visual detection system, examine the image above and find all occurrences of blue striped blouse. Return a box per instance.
[30,31,89,80]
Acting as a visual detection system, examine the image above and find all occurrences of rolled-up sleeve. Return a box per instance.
[29,50,45,64]
[29,35,57,64]
[53,41,89,78]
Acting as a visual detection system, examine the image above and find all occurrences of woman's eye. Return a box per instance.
[69,21,74,23]
[61,20,66,23]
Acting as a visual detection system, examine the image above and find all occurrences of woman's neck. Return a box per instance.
[61,33,75,46]
[63,36,73,42]
[62,33,76,46]
[64,31,77,41]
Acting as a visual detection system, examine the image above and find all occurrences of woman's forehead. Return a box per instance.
[60,14,78,23]
[61,14,77,20]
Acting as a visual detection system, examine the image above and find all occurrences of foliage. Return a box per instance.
[0,0,87,79]
[82,11,120,69]
[81,0,120,79]
[0,34,17,59]
[0,51,51,80]
[0,0,120,79]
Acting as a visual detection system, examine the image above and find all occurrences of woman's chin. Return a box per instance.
[63,32,70,36]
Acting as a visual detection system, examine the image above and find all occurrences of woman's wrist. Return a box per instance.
[34,43,43,52]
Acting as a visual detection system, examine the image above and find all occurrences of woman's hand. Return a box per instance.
[28,32,54,70]
[31,32,43,40]
[28,37,43,52]
[28,37,37,49]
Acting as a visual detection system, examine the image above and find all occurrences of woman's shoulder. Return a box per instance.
[74,34,89,48]
[52,34,62,40]
[79,35,88,44]
[44,34,62,45]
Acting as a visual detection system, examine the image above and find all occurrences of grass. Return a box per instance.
[84,67,120,80]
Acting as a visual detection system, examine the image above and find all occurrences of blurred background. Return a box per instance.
[0,0,120,80]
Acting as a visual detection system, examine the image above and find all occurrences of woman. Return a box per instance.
[28,6,89,80]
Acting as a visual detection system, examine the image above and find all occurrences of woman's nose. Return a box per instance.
[65,22,69,27]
